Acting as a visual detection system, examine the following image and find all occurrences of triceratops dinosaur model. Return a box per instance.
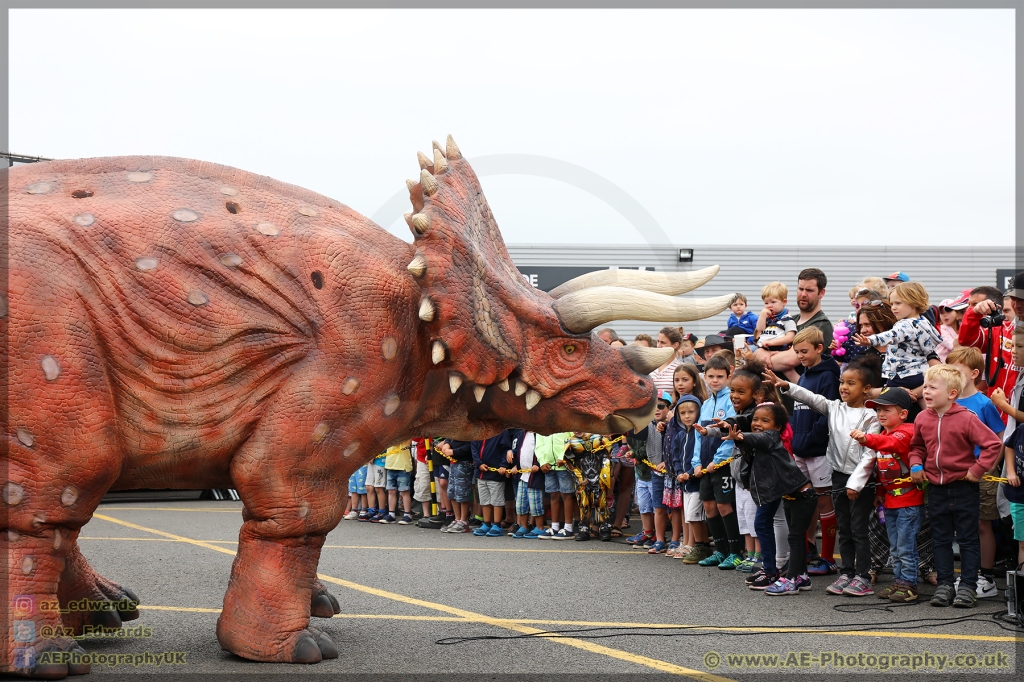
[2,136,730,677]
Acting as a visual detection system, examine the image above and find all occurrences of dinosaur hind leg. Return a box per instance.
[57,538,140,635]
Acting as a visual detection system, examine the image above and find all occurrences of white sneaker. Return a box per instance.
[976,575,998,598]
[342,511,359,520]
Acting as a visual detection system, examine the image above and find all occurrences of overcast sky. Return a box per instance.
[10,9,1014,246]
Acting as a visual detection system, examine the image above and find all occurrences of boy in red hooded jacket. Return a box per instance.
[851,387,921,602]
[909,366,1002,609]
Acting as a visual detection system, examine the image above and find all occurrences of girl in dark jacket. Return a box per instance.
[665,394,703,557]
[720,403,818,596]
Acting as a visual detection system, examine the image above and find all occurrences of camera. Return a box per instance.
[979,312,1006,328]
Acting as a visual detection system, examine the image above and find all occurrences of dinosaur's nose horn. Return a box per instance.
[619,345,675,375]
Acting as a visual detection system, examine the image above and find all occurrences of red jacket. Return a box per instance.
[958,307,1018,401]
[908,403,1002,485]
[864,423,923,508]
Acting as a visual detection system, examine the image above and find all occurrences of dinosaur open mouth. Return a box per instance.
[608,392,658,433]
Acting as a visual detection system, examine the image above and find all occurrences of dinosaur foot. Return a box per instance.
[5,638,91,679]
[59,579,140,635]
[309,579,341,618]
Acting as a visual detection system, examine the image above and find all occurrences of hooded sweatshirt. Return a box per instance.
[665,395,702,492]
[472,429,524,482]
[783,383,879,491]
[908,403,1002,485]
[790,356,841,459]
[534,432,572,470]
[691,387,736,471]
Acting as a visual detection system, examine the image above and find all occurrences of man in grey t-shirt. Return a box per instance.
[766,268,834,376]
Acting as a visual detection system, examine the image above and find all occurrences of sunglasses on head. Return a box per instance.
[855,299,885,309]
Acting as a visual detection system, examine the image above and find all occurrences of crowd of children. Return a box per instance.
[343,268,1024,608]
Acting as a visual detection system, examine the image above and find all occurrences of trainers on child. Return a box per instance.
[737,556,756,573]
[512,526,531,539]
[765,577,800,596]
[876,583,899,599]
[793,574,812,591]
[683,545,714,565]
[537,528,557,539]
[357,509,373,521]
[525,527,546,539]
[717,553,744,570]
[698,551,726,567]
[626,530,647,545]
[378,513,397,525]
[826,575,854,595]
[888,583,919,603]
[842,576,874,596]
[554,528,576,540]
[747,571,778,590]
[807,557,838,575]
[930,584,956,607]
[398,514,413,525]
[976,575,998,599]
[952,587,977,608]
[745,569,766,585]
[343,510,359,520]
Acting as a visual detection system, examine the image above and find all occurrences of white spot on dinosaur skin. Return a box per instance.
[220,185,239,196]
[298,501,310,518]
[8,529,19,542]
[256,222,280,236]
[53,529,62,550]
[312,422,330,444]
[135,257,158,271]
[343,441,361,458]
[172,209,199,223]
[187,291,209,306]
[126,171,153,183]
[22,557,34,575]
[32,513,46,527]
[61,486,79,507]
[218,253,243,268]
[381,337,398,360]
[341,377,359,395]
[74,213,95,227]
[16,429,34,448]
[383,394,401,416]
[27,182,55,194]
[3,482,24,506]
[41,356,61,381]
[298,206,318,217]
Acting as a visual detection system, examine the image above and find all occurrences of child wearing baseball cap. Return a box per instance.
[850,387,921,602]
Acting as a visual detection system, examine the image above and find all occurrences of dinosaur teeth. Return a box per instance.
[407,252,427,278]
[433,148,448,174]
[418,297,435,322]
[525,389,542,411]
[473,385,486,403]
[417,151,432,171]
[410,213,429,234]
[420,170,439,196]
[431,341,446,365]
[497,378,509,392]
[449,372,463,393]
[514,380,527,397]
[446,134,462,160]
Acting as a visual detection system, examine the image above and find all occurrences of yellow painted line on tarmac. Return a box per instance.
[96,506,241,512]
[92,513,732,681]
[80,537,238,543]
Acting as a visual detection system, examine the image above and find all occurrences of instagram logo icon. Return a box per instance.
[12,595,34,617]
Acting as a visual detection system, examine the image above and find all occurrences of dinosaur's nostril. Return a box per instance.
[71,189,93,198]
[311,271,324,289]
[225,201,241,214]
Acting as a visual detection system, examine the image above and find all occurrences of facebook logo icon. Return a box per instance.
[13,647,35,669]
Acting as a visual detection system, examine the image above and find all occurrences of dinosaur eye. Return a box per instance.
[564,345,575,354]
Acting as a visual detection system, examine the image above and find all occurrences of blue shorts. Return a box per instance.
[636,478,654,515]
[543,469,577,495]
[650,472,666,510]
[448,461,475,503]
[386,469,411,492]
[348,465,368,495]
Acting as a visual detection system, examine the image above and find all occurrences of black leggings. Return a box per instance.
[783,487,819,578]
[832,470,874,580]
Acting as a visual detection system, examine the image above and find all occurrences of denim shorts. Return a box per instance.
[385,469,411,492]
[448,461,475,503]
[636,478,654,515]
[650,472,666,510]
[543,469,577,494]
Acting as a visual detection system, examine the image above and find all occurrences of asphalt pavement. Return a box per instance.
[70,500,1023,681]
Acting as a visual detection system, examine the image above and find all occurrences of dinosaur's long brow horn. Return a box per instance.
[552,288,734,334]
[548,265,720,299]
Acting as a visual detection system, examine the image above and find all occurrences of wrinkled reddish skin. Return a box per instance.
[1,151,656,674]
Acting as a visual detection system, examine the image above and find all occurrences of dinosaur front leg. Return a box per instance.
[216,524,337,663]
